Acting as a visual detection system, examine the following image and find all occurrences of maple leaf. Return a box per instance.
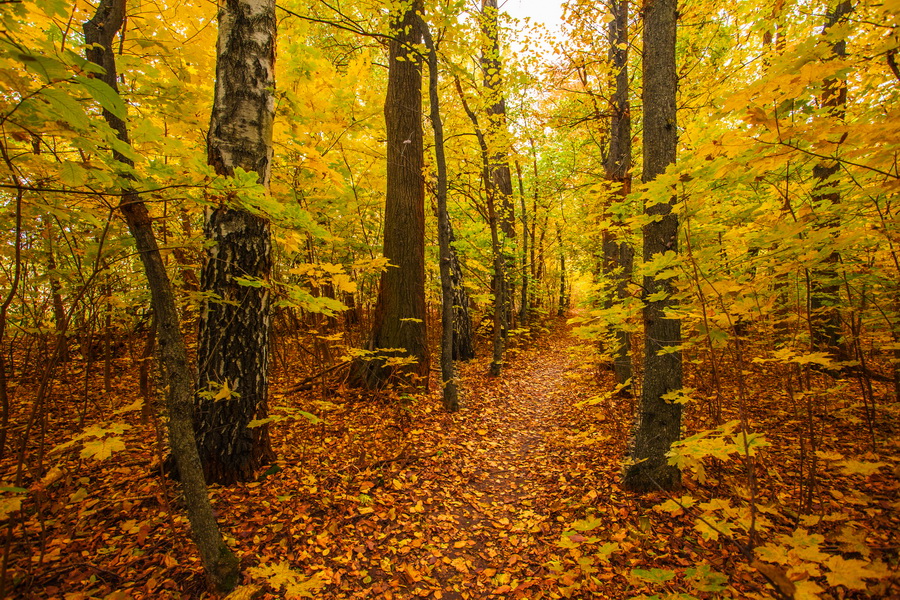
[80,436,126,461]
[824,556,887,590]
[249,562,326,599]
[837,460,887,477]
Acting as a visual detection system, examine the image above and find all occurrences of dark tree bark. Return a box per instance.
[481,0,516,334]
[515,161,529,324]
[623,0,682,493]
[557,226,569,317]
[352,0,430,388]
[602,0,635,391]
[195,0,277,485]
[83,0,239,589]
[449,230,476,361]
[809,0,852,359]
[421,17,460,411]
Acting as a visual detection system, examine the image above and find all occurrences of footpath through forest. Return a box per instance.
[219,318,640,600]
[28,319,874,599]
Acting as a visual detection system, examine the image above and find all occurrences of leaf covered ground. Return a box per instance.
[5,319,900,599]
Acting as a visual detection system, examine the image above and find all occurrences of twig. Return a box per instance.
[285,361,351,393]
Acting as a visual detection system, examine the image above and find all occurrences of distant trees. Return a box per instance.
[194,0,278,485]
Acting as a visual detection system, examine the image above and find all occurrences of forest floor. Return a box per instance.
[5,317,900,599]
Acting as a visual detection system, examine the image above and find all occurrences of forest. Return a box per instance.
[0,0,898,598]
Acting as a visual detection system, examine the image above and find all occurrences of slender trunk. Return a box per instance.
[557,227,568,317]
[603,0,634,390]
[103,275,112,395]
[195,0,278,484]
[421,18,459,411]
[515,161,529,324]
[44,220,69,362]
[83,0,239,589]
[623,0,681,493]
[0,163,23,464]
[455,77,506,376]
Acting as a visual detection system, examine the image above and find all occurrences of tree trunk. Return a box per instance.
[421,17,459,411]
[449,219,476,362]
[455,77,506,376]
[83,0,239,589]
[195,0,277,484]
[809,0,852,359]
[481,0,515,335]
[515,161,529,324]
[603,0,634,391]
[623,0,682,493]
[351,0,429,389]
[557,227,568,317]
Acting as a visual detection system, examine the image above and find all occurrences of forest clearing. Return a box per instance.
[1,0,899,598]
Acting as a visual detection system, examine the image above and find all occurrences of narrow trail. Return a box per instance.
[366,319,631,599]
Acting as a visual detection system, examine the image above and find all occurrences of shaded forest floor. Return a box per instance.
[5,317,900,599]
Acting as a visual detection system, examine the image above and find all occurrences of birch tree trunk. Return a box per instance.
[83,0,239,589]
[195,0,277,484]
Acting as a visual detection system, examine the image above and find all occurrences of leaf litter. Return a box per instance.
[4,320,899,599]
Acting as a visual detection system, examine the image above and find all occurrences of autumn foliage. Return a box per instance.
[0,0,899,598]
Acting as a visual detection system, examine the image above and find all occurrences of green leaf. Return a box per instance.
[74,75,127,119]
[59,161,88,187]
[234,276,268,288]
[630,568,676,584]
[685,564,728,592]
[38,88,91,130]
[298,411,322,425]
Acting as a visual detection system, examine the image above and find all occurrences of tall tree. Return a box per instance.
[809,0,852,359]
[352,0,429,388]
[82,0,239,589]
[421,16,459,411]
[195,0,277,484]
[456,77,507,376]
[481,0,516,333]
[602,0,635,391]
[623,0,682,492]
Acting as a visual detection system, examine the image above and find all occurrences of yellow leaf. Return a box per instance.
[825,556,887,590]
[450,557,468,573]
[223,585,263,600]
[80,437,126,461]
[837,460,887,477]
[214,380,233,401]
[0,497,22,520]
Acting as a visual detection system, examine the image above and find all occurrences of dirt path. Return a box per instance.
[365,321,628,599]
